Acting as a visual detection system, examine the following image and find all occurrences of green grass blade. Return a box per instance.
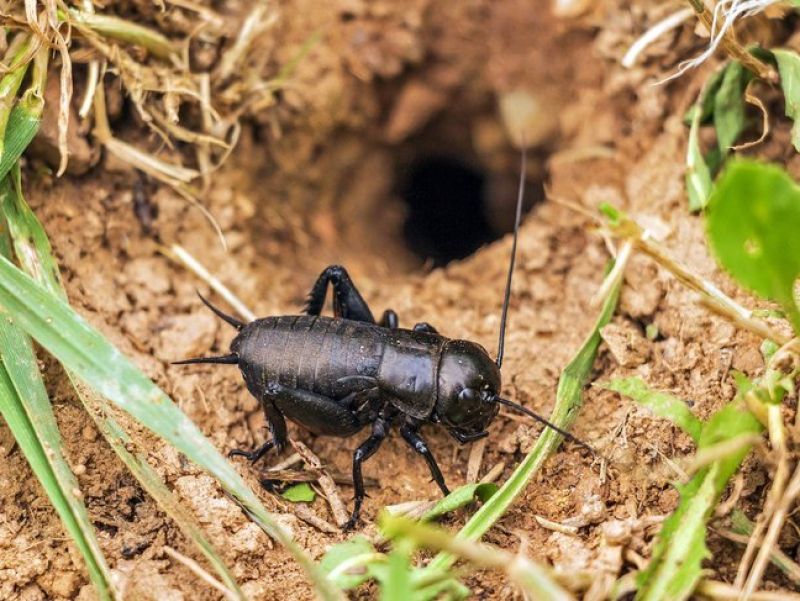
[712,61,748,155]
[0,364,114,598]
[424,276,621,575]
[0,252,341,600]
[0,35,34,164]
[601,377,703,442]
[0,233,113,596]
[635,404,762,600]
[421,482,498,522]
[1,171,246,598]
[0,105,42,181]
[773,49,800,152]
[686,103,712,212]
[381,541,414,601]
[382,515,573,601]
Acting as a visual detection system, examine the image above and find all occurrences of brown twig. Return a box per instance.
[685,0,777,83]
[163,546,239,601]
[291,440,350,528]
[466,438,487,483]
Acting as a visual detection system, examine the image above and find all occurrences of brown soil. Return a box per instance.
[0,1,797,599]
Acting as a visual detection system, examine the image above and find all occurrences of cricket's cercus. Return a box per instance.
[174,149,592,530]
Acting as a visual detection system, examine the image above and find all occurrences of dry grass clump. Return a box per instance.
[0,1,313,236]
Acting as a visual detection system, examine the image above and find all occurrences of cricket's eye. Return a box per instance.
[458,388,479,404]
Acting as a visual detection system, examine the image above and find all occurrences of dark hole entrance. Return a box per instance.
[399,155,539,267]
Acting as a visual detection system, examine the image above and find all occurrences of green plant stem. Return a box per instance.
[607,213,799,355]
[424,274,621,575]
[0,252,341,600]
[382,515,573,601]
[64,8,176,60]
[0,190,114,598]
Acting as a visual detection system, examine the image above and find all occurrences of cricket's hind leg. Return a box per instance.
[304,265,376,322]
[304,265,405,329]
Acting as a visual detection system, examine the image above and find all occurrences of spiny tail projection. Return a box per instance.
[171,293,245,366]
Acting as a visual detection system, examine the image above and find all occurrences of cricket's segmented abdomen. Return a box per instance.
[232,315,387,402]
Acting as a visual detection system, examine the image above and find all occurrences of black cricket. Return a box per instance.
[175,150,590,530]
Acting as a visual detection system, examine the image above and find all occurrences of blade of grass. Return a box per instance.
[0,246,341,600]
[0,365,115,598]
[0,35,33,164]
[0,222,114,598]
[601,377,703,442]
[424,272,621,575]
[381,540,414,601]
[632,400,763,601]
[1,168,245,600]
[381,514,574,601]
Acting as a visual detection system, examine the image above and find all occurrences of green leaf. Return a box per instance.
[0,328,114,599]
[712,61,749,155]
[601,377,703,442]
[281,483,316,503]
[599,202,622,224]
[0,106,41,185]
[686,101,713,212]
[760,339,780,363]
[424,272,621,576]
[707,160,800,333]
[421,482,498,521]
[320,536,382,590]
[1,172,245,599]
[635,403,762,601]
[0,187,113,597]
[773,49,800,152]
[0,253,341,600]
[381,540,414,601]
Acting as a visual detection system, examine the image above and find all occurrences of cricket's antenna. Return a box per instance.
[496,142,527,368]
[496,397,595,454]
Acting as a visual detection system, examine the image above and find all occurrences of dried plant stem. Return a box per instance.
[591,239,633,306]
[163,546,239,601]
[742,458,800,599]
[622,7,694,68]
[698,579,800,600]
[716,529,800,584]
[292,440,350,528]
[161,243,256,322]
[466,438,487,483]
[735,405,789,594]
[381,515,574,601]
[64,8,176,60]
[610,217,798,354]
[685,0,777,82]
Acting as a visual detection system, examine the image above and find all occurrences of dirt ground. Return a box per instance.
[0,0,797,599]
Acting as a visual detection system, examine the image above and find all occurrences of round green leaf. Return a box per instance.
[707,160,800,333]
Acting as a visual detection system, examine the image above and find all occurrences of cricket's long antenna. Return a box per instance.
[197,292,245,330]
[172,354,239,366]
[496,397,595,454]
[496,143,527,368]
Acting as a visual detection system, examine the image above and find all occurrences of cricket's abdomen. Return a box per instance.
[232,315,386,402]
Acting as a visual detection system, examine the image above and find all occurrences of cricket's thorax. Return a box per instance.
[375,329,444,418]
